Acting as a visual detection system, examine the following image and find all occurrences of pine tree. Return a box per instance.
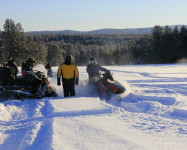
[180,25,187,58]
[47,43,63,66]
[3,18,27,65]
[0,29,4,64]
[162,26,174,63]
[151,25,164,63]
[173,26,180,61]
[34,37,47,64]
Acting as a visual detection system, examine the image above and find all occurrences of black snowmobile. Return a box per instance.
[89,71,125,100]
[0,67,58,100]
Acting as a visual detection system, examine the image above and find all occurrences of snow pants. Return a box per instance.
[62,78,75,97]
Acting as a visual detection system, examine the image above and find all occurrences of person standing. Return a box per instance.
[57,55,79,97]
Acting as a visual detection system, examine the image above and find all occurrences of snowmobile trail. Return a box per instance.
[23,100,54,149]
[0,99,55,150]
[21,100,54,150]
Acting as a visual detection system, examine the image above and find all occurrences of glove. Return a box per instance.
[75,78,78,85]
[57,78,61,86]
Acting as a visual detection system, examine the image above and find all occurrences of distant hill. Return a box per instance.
[28,25,185,35]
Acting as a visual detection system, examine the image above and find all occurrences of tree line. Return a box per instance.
[131,25,187,64]
[0,18,187,66]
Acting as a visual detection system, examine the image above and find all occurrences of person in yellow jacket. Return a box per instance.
[57,55,79,97]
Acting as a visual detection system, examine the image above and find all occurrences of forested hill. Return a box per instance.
[28,25,184,35]
[1,18,187,66]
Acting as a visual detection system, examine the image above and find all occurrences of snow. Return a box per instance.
[0,64,187,150]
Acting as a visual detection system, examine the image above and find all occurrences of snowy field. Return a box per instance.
[0,64,187,150]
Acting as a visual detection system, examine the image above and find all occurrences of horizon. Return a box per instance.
[27,24,185,32]
[0,0,187,32]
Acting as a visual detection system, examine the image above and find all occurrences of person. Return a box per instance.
[86,57,109,83]
[3,57,19,76]
[57,55,79,97]
[45,62,52,70]
[21,57,43,95]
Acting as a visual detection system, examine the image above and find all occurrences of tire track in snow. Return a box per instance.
[28,99,54,150]
[0,99,54,150]
[0,100,43,150]
[14,100,48,150]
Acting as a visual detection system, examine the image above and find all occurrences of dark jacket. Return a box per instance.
[86,63,108,78]
[21,63,34,76]
[45,63,52,70]
[4,60,19,76]
[21,62,39,80]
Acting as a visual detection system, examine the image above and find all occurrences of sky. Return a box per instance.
[0,0,187,32]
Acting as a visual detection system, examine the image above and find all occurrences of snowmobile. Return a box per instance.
[0,68,58,100]
[45,62,54,78]
[47,69,54,78]
[89,71,126,100]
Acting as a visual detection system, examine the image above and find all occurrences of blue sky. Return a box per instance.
[0,0,187,31]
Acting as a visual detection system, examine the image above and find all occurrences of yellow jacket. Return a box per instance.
[57,63,79,80]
